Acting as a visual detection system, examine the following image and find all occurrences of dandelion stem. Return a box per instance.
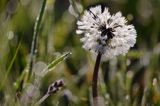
[92,52,102,105]
[27,0,46,81]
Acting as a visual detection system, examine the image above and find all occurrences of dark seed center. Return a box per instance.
[99,25,115,39]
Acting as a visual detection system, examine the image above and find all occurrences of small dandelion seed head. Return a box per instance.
[47,79,64,94]
[76,5,137,60]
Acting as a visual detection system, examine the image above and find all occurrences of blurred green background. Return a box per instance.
[0,0,160,105]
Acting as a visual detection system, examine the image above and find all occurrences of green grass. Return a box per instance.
[0,0,160,106]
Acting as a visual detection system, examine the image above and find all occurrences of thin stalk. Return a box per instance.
[35,79,64,105]
[35,93,49,105]
[69,0,81,16]
[0,41,21,90]
[92,53,102,106]
[27,0,47,81]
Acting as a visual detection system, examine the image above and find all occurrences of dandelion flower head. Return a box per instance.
[76,5,137,60]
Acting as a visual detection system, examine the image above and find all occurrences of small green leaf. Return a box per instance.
[43,52,71,74]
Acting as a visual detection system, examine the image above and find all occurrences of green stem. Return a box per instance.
[69,0,81,16]
[27,0,47,81]
[0,41,21,90]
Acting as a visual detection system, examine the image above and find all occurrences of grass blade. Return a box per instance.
[42,52,71,75]
[27,0,47,81]
[0,41,21,90]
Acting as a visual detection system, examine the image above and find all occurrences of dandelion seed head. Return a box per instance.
[76,5,137,60]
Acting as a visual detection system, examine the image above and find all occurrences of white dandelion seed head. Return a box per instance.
[76,5,137,60]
